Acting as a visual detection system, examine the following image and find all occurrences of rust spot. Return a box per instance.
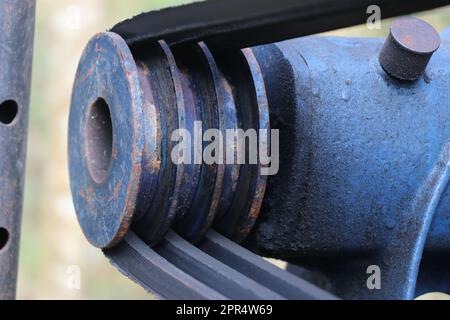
[113,181,122,200]
[402,35,413,46]
[78,64,95,83]
[94,43,106,53]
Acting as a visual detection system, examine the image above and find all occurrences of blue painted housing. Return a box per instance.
[252,28,450,299]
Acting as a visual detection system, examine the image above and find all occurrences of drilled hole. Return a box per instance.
[0,227,9,251]
[0,100,18,125]
[86,98,113,184]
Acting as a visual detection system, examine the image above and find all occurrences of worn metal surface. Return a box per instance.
[131,40,184,246]
[111,0,450,50]
[69,32,269,248]
[379,17,441,80]
[0,0,35,300]
[249,29,450,299]
[69,32,145,248]
[212,49,269,242]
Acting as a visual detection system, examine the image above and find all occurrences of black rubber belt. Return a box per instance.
[111,0,450,50]
[104,231,337,300]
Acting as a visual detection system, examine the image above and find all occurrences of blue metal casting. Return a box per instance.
[251,27,450,300]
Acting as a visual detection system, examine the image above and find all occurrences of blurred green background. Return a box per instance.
[17,0,450,299]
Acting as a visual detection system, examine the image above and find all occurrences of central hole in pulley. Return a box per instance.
[86,97,113,184]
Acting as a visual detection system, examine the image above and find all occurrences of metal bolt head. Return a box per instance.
[379,17,440,81]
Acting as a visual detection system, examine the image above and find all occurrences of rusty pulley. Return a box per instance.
[68,32,270,248]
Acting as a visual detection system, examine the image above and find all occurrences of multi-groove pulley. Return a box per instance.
[68,32,270,248]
